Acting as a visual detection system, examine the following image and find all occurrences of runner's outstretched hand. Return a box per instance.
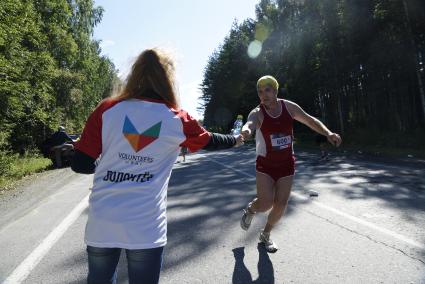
[327,133,342,147]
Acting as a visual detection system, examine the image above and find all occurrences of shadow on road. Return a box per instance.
[207,147,425,261]
[65,147,425,282]
[232,244,275,284]
[162,155,301,270]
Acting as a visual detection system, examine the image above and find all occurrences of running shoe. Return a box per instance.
[240,203,255,231]
[259,230,278,253]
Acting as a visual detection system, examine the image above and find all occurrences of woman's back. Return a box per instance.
[71,48,242,283]
[77,95,209,249]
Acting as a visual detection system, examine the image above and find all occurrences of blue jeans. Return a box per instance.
[87,245,164,284]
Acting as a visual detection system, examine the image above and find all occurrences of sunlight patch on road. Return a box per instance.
[3,195,89,284]
[206,157,425,250]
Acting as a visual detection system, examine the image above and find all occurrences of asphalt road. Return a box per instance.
[0,146,424,283]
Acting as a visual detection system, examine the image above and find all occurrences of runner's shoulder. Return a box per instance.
[281,99,297,107]
[248,106,263,121]
[251,105,261,113]
[281,99,300,115]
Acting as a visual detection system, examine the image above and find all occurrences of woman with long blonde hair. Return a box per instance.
[72,48,243,283]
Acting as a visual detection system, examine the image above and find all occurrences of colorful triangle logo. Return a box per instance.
[123,116,161,152]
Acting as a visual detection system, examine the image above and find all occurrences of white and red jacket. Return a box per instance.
[75,97,217,249]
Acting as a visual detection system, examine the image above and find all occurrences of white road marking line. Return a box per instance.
[309,199,424,249]
[207,157,425,250]
[3,194,89,284]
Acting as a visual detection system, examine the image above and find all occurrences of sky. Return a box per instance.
[93,0,259,119]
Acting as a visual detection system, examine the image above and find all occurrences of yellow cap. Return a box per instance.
[257,75,279,91]
[237,114,243,119]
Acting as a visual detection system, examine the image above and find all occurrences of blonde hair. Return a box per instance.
[115,48,179,108]
[257,75,279,91]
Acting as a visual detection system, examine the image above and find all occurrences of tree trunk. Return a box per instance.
[402,0,425,121]
[337,90,344,134]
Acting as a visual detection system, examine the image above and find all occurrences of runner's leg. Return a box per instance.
[240,172,275,230]
[263,175,293,233]
[249,172,275,213]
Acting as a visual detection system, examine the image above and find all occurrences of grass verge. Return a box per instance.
[0,152,52,193]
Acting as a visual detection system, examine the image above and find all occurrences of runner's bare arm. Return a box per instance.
[241,107,260,139]
[285,100,342,147]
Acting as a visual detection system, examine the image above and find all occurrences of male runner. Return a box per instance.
[240,75,342,253]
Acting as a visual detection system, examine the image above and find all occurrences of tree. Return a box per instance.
[201,0,425,149]
[0,0,118,153]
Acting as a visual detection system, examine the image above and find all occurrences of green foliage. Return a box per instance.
[0,150,52,191]
[0,0,118,154]
[0,150,14,175]
[201,0,425,149]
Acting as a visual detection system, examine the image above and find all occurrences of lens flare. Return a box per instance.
[247,40,262,59]
[255,23,270,42]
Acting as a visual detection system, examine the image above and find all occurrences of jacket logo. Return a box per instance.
[123,116,161,152]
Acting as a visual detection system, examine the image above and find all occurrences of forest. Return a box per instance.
[200,0,425,150]
[0,0,118,159]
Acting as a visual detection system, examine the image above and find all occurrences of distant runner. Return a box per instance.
[180,146,188,162]
[316,134,329,160]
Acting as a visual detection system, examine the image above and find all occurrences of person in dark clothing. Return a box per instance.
[315,134,329,160]
[50,126,75,168]
[180,146,188,162]
[51,126,73,146]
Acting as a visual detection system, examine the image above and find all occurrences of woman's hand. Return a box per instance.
[241,130,251,140]
[235,134,245,147]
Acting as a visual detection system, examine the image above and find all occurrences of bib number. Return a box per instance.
[270,133,292,150]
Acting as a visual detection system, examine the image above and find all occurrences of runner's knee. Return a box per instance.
[255,199,273,212]
[271,205,285,218]
[273,196,289,207]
